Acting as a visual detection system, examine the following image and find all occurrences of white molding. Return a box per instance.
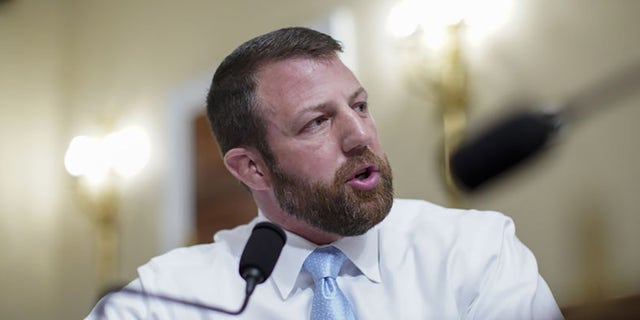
[161,75,210,252]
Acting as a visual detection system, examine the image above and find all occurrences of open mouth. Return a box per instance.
[345,164,381,191]
[349,165,377,181]
[354,167,372,180]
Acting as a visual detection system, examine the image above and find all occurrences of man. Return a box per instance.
[87,27,563,319]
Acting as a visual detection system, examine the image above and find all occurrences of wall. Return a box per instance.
[0,0,639,318]
[0,0,68,318]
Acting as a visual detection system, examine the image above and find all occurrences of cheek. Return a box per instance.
[280,146,341,181]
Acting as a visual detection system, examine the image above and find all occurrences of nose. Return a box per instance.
[339,109,374,155]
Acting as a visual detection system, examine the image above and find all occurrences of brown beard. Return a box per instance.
[269,148,394,237]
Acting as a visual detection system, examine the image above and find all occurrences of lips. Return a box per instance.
[346,164,380,191]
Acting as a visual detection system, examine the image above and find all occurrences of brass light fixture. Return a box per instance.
[64,125,150,291]
[387,0,512,206]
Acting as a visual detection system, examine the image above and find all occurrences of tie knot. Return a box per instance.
[303,246,347,281]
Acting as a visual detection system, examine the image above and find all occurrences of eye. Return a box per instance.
[354,102,368,113]
[302,115,329,133]
[311,116,327,126]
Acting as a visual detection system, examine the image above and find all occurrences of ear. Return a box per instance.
[223,147,271,190]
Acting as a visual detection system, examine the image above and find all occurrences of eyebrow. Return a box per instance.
[296,87,368,116]
[350,87,368,102]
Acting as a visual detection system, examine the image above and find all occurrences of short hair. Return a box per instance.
[206,27,343,164]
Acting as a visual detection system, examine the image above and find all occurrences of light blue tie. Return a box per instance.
[303,246,356,320]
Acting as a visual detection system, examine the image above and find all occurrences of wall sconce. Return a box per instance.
[387,0,512,206]
[64,126,150,291]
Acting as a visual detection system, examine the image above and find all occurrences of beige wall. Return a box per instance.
[0,0,67,318]
[1,0,639,318]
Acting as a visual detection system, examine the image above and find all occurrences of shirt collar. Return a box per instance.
[260,211,382,301]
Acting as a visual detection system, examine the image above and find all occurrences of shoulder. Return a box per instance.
[383,198,514,240]
[379,198,519,272]
[378,199,533,307]
[140,243,228,275]
[136,222,256,296]
[142,220,257,269]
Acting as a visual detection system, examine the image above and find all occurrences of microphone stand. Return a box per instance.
[95,280,256,317]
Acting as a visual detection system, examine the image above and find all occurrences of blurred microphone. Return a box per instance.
[450,60,640,191]
[97,221,286,317]
[449,109,563,191]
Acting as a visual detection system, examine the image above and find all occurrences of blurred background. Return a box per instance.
[1,0,639,318]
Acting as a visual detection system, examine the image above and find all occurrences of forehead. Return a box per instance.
[254,57,361,118]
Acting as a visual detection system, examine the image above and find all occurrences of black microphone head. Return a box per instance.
[239,222,287,284]
[450,110,562,191]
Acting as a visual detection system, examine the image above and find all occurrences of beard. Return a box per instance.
[269,148,394,237]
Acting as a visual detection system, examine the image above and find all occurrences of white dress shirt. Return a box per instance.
[86,199,564,319]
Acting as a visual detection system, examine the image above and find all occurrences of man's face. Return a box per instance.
[255,56,393,236]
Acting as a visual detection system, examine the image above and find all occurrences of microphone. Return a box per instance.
[239,221,287,297]
[449,109,563,191]
[96,221,286,317]
[449,61,640,192]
